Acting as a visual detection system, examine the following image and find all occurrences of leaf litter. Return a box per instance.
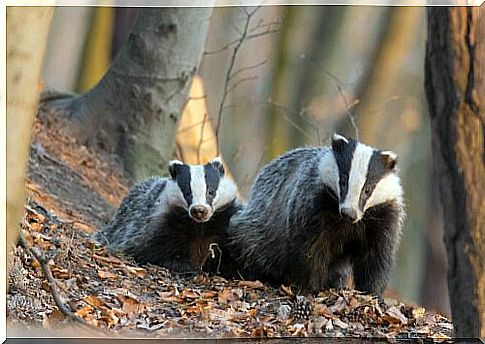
[7,110,454,340]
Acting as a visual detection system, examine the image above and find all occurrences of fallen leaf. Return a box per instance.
[382,306,408,325]
[75,305,94,317]
[84,295,105,308]
[238,280,264,289]
[118,294,145,316]
[97,270,118,280]
[218,288,239,304]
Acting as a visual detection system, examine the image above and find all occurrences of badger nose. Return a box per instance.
[340,207,358,222]
[189,205,209,221]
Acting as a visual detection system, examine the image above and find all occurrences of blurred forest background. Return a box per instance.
[40,6,449,316]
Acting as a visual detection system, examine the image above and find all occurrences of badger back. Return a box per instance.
[168,157,238,223]
[322,134,404,223]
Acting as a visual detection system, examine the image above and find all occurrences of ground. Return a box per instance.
[7,107,453,340]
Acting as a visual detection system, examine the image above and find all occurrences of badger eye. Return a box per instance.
[208,190,216,197]
[364,186,372,195]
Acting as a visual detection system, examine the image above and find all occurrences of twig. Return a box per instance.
[321,69,360,140]
[204,29,279,56]
[226,76,258,96]
[18,227,97,329]
[215,7,261,155]
[196,113,208,164]
[229,60,267,80]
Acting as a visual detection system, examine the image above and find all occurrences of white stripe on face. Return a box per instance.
[319,149,340,198]
[212,177,237,210]
[365,173,403,211]
[340,143,374,219]
[189,165,208,207]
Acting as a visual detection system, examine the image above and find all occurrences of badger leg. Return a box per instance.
[352,239,394,295]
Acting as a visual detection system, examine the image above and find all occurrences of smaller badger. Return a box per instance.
[229,134,405,295]
[94,158,241,275]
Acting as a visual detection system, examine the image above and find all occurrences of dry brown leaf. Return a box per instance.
[181,289,200,299]
[73,222,95,233]
[42,309,66,329]
[382,306,408,325]
[123,266,148,278]
[118,294,145,316]
[97,270,118,280]
[218,288,239,304]
[238,280,264,289]
[84,294,105,308]
[314,303,331,317]
[75,305,94,317]
[280,284,294,296]
[92,254,125,265]
[201,290,217,299]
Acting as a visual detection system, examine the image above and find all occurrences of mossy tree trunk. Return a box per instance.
[47,7,213,181]
[425,7,484,337]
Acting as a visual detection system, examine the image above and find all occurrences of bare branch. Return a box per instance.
[214,6,262,155]
[18,226,97,330]
[226,76,258,96]
[204,29,279,56]
[321,69,360,140]
[229,60,267,80]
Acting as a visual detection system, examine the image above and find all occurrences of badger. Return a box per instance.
[94,157,242,275]
[228,134,405,295]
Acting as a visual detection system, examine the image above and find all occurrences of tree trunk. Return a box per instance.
[47,7,213,181]
[425,7,484,337]
[7,7,54,258]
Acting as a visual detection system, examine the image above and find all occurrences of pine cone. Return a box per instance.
[292,295,313,320]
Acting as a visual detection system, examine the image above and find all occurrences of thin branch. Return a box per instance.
[204,29,279,56]
[215,6,262,155]
[226,76,258,96]
[18,227,96,329]
[321,69,360,140]
[196,112,208,164]
[229,60,267,80]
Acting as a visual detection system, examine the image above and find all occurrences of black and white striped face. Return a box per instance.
[326,134,403,223]
[168,157,237,223]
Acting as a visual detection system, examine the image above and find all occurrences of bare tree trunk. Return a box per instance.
[47,7,213,181]
[425,7,484,337]
[7,7,54,258]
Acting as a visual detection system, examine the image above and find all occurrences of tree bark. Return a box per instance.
[7,7,54,259]
[425,7,484,338]
[47,7,213,181]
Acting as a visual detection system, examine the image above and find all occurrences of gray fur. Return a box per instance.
[228,143,405,295]
[94,167,242,275]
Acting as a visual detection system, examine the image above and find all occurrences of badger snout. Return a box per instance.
[189,205,212,223]
[339,207,361,223]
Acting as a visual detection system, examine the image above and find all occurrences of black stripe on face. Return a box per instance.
[174,164,192,206]
[332,137,358,202]
[204,163,221,206]
[359,150,391,210]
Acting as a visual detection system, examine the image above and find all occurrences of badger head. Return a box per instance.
[322,133,403,224]
[168,157,237,223]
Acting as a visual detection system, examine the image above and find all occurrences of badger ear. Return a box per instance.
[209,157,225,176]
[381,151,397,170]
[331,133,348,151]
[168,159,184,179]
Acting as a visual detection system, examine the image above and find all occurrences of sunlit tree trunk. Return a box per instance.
[46,7,213,181]
[425,7,484,337]
[7,7,54,260]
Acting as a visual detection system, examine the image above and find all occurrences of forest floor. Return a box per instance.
[7,107,454,340]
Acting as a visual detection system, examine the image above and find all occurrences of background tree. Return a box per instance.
[46,7,213,181]
[425,7,484,337]
[7,7,54,261]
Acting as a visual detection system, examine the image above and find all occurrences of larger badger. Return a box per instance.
[94,158,242,275]
[229,134,405,295]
